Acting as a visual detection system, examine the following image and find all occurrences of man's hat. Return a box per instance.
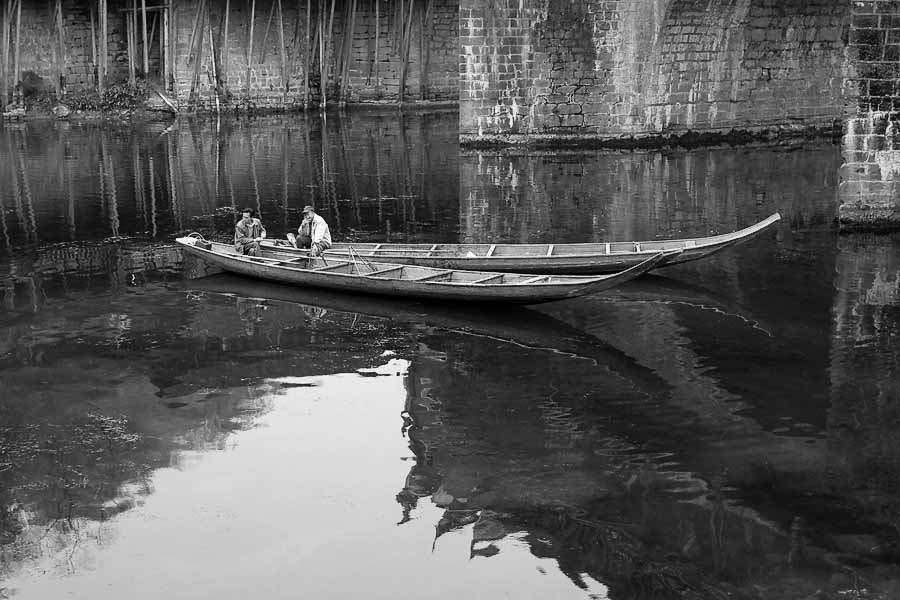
[302,205,315,214]
[240,207,255,216]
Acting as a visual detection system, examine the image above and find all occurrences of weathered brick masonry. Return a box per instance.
[840,0,900,229]
[460,0,850,143]
[0,0,459,109]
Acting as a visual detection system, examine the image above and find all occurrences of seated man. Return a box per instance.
[301,205,331,257]
[234,207,266,256]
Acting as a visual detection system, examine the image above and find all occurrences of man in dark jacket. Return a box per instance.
[234,208,266,256]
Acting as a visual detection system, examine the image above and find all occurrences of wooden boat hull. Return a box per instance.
[262,212,780,274]
[176,238,672,304]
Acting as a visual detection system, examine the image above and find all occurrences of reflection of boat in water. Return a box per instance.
[260,213,781,274]
[187,274,672,396]
[176,237,670,304]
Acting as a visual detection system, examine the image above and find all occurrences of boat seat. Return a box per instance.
[517,275,549,285]
[471,274,504,284]
[413,270,453,282]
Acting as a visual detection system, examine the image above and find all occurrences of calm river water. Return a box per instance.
[1,111,899,600]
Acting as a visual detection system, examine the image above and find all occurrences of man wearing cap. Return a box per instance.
[234,207,266,256]
[300,205,332,257]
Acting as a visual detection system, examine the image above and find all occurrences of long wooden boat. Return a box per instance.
[176,236,674,304]
[262,212,780,274]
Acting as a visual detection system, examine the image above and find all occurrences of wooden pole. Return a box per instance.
[167,4,175,91]
[189,0,206,106]
[374,0,379,96]
[141,0,149,76]
[128,0,136,84]
[303,0,310,107]
[187,0,204,65]
[55,0,65,97]
[13,0,21,101]
[208,12,219,113]
[245,0,255,97]
[259,0,276,63]
[276,0,287,102]
[161,9,168,86]
[99,0,107,93]
[421,0,432,100]
[220,0,230,89]
[89,3,97,90]
[317,0,324,110]
[2,0,9,112]
[321,0,335,110]
[399,0,413,105]
[339,0,356,105]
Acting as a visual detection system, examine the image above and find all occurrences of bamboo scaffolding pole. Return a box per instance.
[99,0,107,93]
[209,14,220,113]
[321,0,335,110]
[245,0,255,97]
[161,7,168,86]
[187,0,204,65]
[399,0,414,105]
[303,0,310,107]
[55,0,65,97]
[341,0,358,105]
[128,0,136,84]
[89,3,97,89]
[317,0,324,109]
[148,12,158,59]
[13,0,21,101]
[374,0,379,95]
[276,0,287,101]
[258,0,276,64]
[164,4,172,90]
[220,0,230,89]
[2,0,10,112]
[421,0,432,100]
[141,0,149,75]
[333,0,346,95]
[189,0,207,106]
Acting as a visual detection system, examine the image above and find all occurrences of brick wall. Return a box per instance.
[839,0,900,229]
[460,0,849,142]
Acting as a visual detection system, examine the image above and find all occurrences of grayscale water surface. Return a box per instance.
[1,112,898,600]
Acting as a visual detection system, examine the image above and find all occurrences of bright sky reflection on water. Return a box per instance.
[5,359,603,600]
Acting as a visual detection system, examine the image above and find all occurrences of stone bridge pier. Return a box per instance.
[459,0,900,229]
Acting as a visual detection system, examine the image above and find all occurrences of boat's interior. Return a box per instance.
[231,245,572,284]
